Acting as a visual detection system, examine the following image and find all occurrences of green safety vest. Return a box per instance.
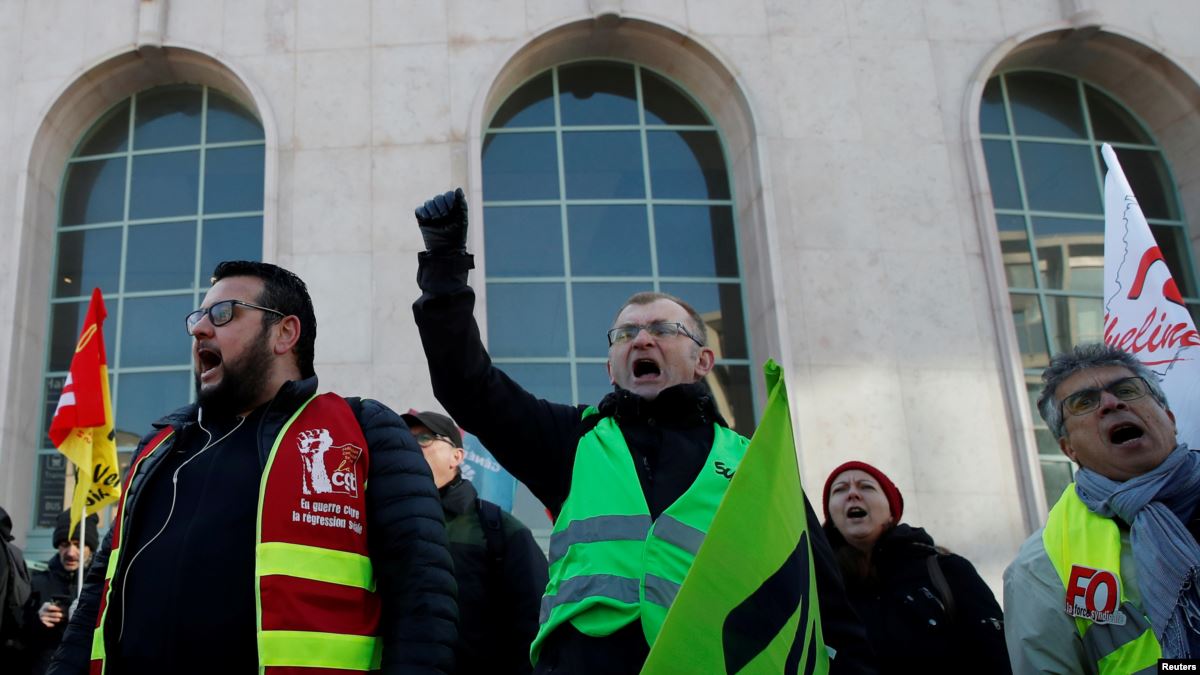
[1042,484,1161,675]
[531,409,748,663]
[90,393,382,673]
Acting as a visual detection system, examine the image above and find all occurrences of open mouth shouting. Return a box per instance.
[1107,421,1146,447]
[632,358,662,381]
[845,506,869,522]
[196,344,223,383]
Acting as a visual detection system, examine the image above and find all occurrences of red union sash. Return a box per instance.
[257,393,380,672]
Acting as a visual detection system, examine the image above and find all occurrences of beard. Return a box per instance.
[194,326,275,419]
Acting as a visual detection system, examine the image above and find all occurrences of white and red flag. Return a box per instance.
[1102,143,1200,449]
[48,288,122,536]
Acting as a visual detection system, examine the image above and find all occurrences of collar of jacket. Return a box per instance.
[439,476,479,518]
[150,375,321,466]
[596,382,727,429]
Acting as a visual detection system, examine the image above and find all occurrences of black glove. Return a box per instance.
[415,187,469,255]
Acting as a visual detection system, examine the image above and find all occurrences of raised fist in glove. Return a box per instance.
[415,187,469,255]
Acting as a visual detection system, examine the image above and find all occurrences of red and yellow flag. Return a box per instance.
[48,288,121,536]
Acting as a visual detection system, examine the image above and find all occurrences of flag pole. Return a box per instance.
[74,513,86,616]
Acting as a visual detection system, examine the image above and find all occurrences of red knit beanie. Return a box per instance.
[822,461,904,524]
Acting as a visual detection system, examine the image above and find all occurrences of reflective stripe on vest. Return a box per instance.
[531,410,748,662]
[1042,484,1161,674]
[89,427,174,674]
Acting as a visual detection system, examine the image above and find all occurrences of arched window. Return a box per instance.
[481,60,753,430]
[980,71,1198,505]
[34,85,265,528]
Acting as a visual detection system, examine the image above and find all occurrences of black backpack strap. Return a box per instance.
[477,498,506,567]
[926,554,956,624]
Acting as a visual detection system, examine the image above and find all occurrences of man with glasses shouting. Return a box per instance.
[412,189,876,674]
[50,261,457,675]
[1005,342,1200,673]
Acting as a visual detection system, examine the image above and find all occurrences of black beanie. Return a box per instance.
[53,510,100,551]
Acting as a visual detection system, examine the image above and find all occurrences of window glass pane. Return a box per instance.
[490,72,555,128]
[1010,293,1049,369]
[1018,141,1100,214]
[48,301,115,372]
[485,283,567,357]
[1105,147,1177,221]
[61,158,127,225]
[206,91,264,143]
[576,363,614,405]
[119,295,193,367]
[642,71,707,126]
[558,62,638,126]
[482,133,559,201]
[647,131,729,200]
[1005,72,1086,139]
[572,282,645,358]
[1044,295,1104,355]
[997,214,1035,289]
[1151,225,1196,297]
[707,364,754,435]
[1035,428,1060,457]
[660,282,748,359]
[36,453,69,527]
[125,221,197,292]
[115,371,190,441]
[201,217,263,282]
[979,77,1008,134]
[134,86,202,150]
[563,131,644,199]
[655,205,738,277]
[1031,216,1103,293]
[41,376,67,447]
[982,140,1020,210]
[55,227,122,297]
[1041,459,1074,504]
[130,151,200,220]
[77,100,130,157]
[501,363,571,403]
[204,146,265,214]
[1085,86,1150,145]
[568,205,651,277]
[483,206,564,277]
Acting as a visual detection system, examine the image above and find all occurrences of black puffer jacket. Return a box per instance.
[826,523,1010,674]
[413,253,877,675]
[441,477,547,674]
[49,376,457,674]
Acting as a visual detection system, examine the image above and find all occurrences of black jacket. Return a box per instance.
[441,477,548,674]
[827,524,1009,674]
[413,253,877,675]
[49,376,457,675]
[25,555,78,675]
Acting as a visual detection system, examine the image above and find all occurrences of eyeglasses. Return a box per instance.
[185,299,286,334]
[413,432,453,448]
[607,321,704,347]
[1059,376,1153,418]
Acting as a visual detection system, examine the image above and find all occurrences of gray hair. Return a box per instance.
[1036,342,1168,439]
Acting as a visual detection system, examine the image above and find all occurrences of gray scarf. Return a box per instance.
[1075,444,1200,658]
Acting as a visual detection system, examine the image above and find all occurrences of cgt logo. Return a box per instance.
[1065,565,1127,625]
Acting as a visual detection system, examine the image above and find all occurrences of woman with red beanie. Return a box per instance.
[823,461,1010,673]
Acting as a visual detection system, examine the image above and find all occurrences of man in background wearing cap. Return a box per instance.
[24,511,98,675]
[404,410,549,675]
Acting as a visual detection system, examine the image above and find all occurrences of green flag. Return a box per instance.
[641,359,828,675]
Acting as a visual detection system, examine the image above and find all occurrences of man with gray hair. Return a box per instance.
[1004,342,1200,673]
